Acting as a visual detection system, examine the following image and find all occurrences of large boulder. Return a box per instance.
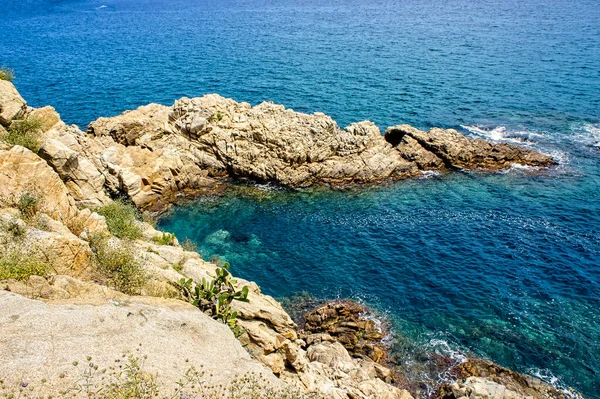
[0,80,27,126]
[0,146,83,231]
[39,138,110,207]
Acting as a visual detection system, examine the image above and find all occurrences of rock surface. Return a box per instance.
[0,80,27,126]
[387,124,556,171]
[303,300,389,363]
[0,290,280,395]
[434,360,569,399]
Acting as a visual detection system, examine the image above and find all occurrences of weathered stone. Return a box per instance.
[87,103,170,145]
[307,341,355,372]
[0,146,82,231]
[434,359,568,399]
[303,300,389,363]
[0,80,27,126]
[385,124,557,171]
[28,105,61,132]
[0,290,281,395]
[39,138,109,206]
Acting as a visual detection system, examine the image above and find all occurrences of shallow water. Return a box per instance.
[159,166,600,397]
[2,0,600,396]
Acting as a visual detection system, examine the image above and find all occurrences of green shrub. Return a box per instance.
[177,262,249,336]
[181,238,198,252]
[0,66,14,82]
[96,200,143,240]
[4,117,43,152]
[152,232,176,246]
[93,237,147,295]
[0,250,51,281]
[6,219,26,237]
[17,191,41,219]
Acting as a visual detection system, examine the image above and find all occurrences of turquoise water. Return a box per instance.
[2,0,599,397]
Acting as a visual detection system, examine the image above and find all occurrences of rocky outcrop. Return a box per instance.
[84,93,555,209]
[303,300,389,364]
[164,96,419,187]
[387,125,556,171]
[434,360,569,399]
[0,79,557,211]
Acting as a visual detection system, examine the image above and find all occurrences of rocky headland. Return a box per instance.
[0,78,567,399]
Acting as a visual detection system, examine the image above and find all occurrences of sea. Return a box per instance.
[1,0,599,397]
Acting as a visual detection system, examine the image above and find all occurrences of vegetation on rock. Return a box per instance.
[16,191,41,219]
[91,235,147,295]
[96,200,143,240]
[0,353,315,399]
[177,262,249,336]
[2,116,43,152]
[181,238,198,252]
[0,250,51,281]
[152,232,176,246]
[0,66,15,82]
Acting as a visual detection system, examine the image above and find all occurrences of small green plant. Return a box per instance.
[209,111,224,122]
[6,219,26,237]
[4,117,43,152]
[97,355,159,399]
[177,263,249,336]
[96,200,143,240]
[17,191,41,219]
[0,66,15,82]
[172,260,184,273]
[181,238,198,252]
[0,250,51,281]
[152,232,176,246]
[92,236,147,295]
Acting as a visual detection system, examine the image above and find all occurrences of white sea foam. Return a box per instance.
[570,123,600,148]
[526,367,584,399]
[419,170,440,179]
[461,125,547,145]
[425,338,468,364]
[501,163,541,174]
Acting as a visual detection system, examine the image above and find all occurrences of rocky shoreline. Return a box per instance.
[0,79,569,399]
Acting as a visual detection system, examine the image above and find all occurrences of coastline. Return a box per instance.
[0,78,574,399]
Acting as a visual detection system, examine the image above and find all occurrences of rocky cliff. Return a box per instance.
[0,80,565,399]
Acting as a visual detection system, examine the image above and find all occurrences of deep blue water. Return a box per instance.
[2,0,600,397]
